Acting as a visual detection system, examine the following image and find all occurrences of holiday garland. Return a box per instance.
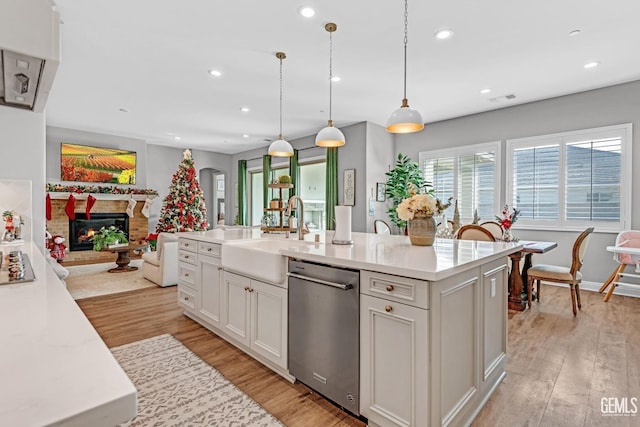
[46,183,158,195]
[156,149,209,233]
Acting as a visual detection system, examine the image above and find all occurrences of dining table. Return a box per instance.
[507,240,558,311]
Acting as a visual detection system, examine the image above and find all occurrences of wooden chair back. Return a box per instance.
[457,224,496,242]
[479,221,503,240]
[374,219,391,235]
[570,227,594,276]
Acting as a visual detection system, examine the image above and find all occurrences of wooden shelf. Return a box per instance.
[264,207,296,212]
[268,183,293,189]
[261,227,295,232]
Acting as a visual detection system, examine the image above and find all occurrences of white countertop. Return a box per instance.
[182,229,522,281]
[0,242,137,427]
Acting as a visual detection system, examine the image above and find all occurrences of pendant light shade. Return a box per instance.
[269,52,293,157]
[386,0,424,134]
[315,23,345,147]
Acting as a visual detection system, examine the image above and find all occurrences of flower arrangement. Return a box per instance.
[397,193,452,221]
[92,226,129,251]
[495,205,520,230]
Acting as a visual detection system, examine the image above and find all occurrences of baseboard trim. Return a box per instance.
[542,280,640,298]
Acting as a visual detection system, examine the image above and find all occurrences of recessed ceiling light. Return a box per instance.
[173,136,181,141]
[434,29,454,40]
[242,134,249,138]
[208,69,223,77]
[584,61,600,69]
[240,106,250,113]
[480,88,491,94]
[330,76,341,82]
[569,29,581,37]
[298,6,315,18]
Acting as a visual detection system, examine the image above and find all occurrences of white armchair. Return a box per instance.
[141,232,178,287]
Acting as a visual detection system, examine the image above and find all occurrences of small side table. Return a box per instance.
[102,243,149,273]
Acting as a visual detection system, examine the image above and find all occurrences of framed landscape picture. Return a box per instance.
[60,143,137,184]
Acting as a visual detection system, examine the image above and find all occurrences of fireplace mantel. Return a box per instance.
[48,192,156,201]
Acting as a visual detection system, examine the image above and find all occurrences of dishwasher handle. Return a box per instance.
[287,272,353,290]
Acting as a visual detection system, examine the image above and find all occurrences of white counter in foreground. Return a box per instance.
[0,242,137,427]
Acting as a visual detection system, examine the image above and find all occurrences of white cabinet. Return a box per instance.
[198,250,223,328]
[222,271,287,369]
[177,238,198,313]
[360,293,429,427]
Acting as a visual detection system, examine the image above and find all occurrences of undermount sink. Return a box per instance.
[221,238,317,284]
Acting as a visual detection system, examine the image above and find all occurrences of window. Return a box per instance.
[419,142,501,221]
[298,161,326,230]
[507,124,632,231]
[249,171,263,226]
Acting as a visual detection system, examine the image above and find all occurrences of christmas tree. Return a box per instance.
[156,149,209,232]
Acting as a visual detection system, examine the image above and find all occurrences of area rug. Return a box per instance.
[65,260,156,299]
[111,334,284,427]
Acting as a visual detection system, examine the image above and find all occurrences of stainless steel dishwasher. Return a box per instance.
[288,259,360,416]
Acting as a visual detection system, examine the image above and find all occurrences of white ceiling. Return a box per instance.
[46,0,640,154]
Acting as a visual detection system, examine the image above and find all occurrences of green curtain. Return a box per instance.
[288,149,299,200]
[262,155,271,209]
[237,160,247,225]
[325,147,338,230]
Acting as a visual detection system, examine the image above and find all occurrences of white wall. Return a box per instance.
[0,106,46,250]
[365,122,394,233]
[395,80,640,284]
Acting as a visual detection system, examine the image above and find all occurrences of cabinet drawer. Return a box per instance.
[177,285,198,311]
[179,250,197,265]
[178,263,197,288]
[198,242,221,257]
[179,238,197,252]
[360,270,429,309]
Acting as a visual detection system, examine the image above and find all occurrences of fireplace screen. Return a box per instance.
[69,213,129,251]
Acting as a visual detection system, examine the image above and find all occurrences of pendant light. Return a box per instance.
[315,23,346,147]
[268,52,294,157]
[386,0,424,134]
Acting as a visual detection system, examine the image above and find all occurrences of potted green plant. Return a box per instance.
[92,226,129,251]
[385,153,427,231]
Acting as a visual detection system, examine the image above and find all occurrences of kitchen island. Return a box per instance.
[0,242,137,427]
[177,230,522,427]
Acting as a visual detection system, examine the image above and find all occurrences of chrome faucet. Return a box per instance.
[285,195,307,240]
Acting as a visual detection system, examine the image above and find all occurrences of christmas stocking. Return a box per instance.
[65,194,76,220]
[126,198,137,218]
[46,193,52,221]
[141,197,153,218]
[86,195,97,220]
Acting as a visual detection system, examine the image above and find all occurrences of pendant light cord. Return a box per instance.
[329,29,333,123]
[403,0,408,102]
[279,55,284,139]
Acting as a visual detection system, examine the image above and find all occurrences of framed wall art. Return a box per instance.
[344,169,355,206]
[376,182,386,202]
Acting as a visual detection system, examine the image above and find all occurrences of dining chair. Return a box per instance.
[479,221,504,240]
[526,227,594,315]
[599,230,640,301]
[373,219,391,235]
[456,224,496,242]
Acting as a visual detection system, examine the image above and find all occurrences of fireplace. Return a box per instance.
[69,213,129,251]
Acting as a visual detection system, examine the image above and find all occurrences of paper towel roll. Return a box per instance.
[333,205,353,244]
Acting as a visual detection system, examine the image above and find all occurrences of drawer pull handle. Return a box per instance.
[217,267,223,271]
[249,288,254,293]
[386,285,394,292]
[207,248,212,252]
[184,296,189,301]
[385,305,393,313]
[184,273,189,277]
[244,286,249,291]
[184,255,189,259]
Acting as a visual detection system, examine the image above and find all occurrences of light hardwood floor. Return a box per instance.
[77,284,640,427]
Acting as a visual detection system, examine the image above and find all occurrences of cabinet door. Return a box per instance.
[222,271,250,346]
[198,255,222,328]
[360,294,428,427]
[249,280,287,369]
[481,262,508,385]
